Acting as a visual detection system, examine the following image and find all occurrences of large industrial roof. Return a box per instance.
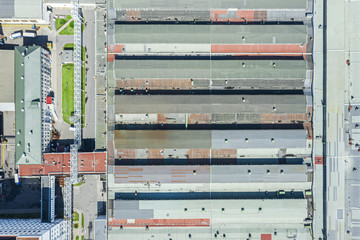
[111,199,308,224]
[0,0,42,19]
[15,46,42,165]
[114,0,307,10]
[0,50,15,111]
[114,129,307,149]
[108,225,311,240]
[115,25,307,44]
[114,60,307,79]
[107,165,311,194]
[110,165,308,185]
[115,95,306,114]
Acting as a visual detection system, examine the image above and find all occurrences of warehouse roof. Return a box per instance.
[114,129,307,149]
[14,46,42,165]
[0,0,42,19]
[108,225,311,240]
[114,60,307,79]
[110,165,308,184]
[111,199,308,224]
[114,0,307,10]
[0,50,15,111]
[115,25,307,44]
[115,95,306,114]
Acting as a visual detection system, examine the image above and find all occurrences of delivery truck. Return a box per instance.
[9,31,22,39]
[23,31,37,38]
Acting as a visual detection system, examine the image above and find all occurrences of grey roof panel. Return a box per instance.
[114,130,307,149]
[0,0,14,18]
[94,216,107,240]
[0,50,14,104]
[115,95,306,114]
[14,0,42,19]
[211,129,307,149]
[114,60,307,79]
[114,130,212,149]
[113,165,308,184]
[114,200,154,219]
[115,25,307,44]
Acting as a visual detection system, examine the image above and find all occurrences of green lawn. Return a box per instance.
[73,180,84,187]
[73,212,79,221]
[55,15,71,31]
[81,213,84,228]
[61,43,86,126]
[60,20,74,35]
[59,18,85,35]
[62,64,74,125]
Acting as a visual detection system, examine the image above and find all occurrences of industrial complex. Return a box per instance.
[0,0,358,239]
[105,0,314,239]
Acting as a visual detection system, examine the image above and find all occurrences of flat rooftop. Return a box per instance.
[114,60,307,80]
[110,165,308,184]
[115,95,306,114]
[114,25,307,44]
[0,0,42,19]
[114,129,307,149]
[15,46,42,165]
[0,50,15,111]
[113,0,308,10]
[110,199,308,224]
[18,152,106,176]
[107,165,311,194]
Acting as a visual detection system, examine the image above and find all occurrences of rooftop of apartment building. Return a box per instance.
[18,152,107,176]
[14,46,43,165]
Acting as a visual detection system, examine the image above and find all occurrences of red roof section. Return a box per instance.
[46,96,52,104]
[261,234,272,240]
[19,152,106,176]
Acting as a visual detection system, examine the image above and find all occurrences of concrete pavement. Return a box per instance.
[313,0,326,238]
[325,1,360,239]
[82,9,96,140]
[73,175,105,240]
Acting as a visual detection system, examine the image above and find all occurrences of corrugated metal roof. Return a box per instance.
[111,165,308,184]
[114,60,307,79]
[115,95,306,114]
[114,0,307,10]
[114,130,307,149]
[115,25,307,44]
[111,199,308,224]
